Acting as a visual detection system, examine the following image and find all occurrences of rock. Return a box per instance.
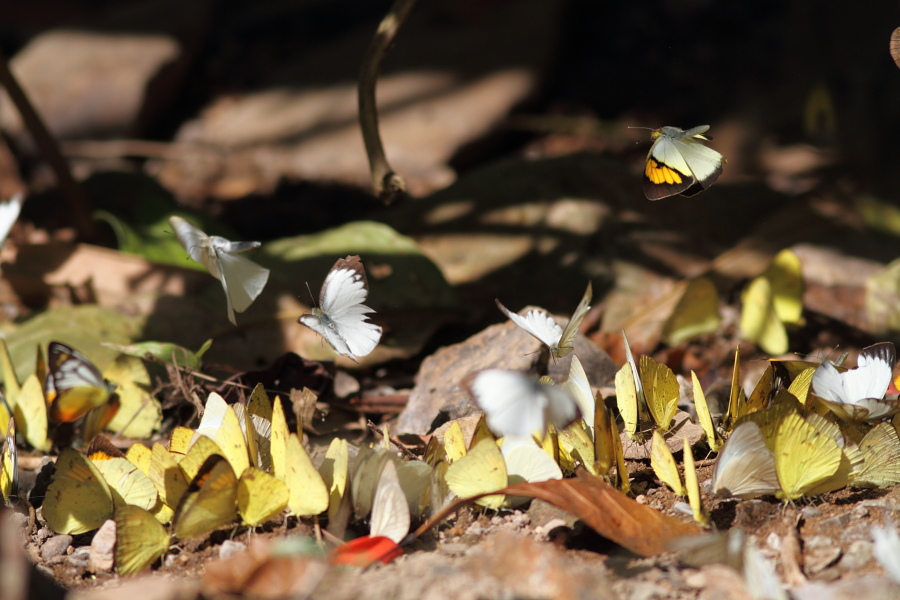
[89,519,116,573]
[67,546,91,569]
[41,535,72,561]
[218,540,247,560]
[792,576,900,600]
[839,540,874,572]
[396,317,616,434]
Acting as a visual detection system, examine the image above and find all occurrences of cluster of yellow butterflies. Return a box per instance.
[0,339,162,454]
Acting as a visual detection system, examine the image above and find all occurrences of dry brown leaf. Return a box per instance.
[414,470,702,557]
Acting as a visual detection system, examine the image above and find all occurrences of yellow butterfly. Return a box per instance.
[650,429,685,496]
[237,466,289,527]
[445,438,508,510]
[851,422,900,489]
[691,372,722,452]
[773,412,842,500]
[320,437,349,520]
[43,448,114,534]
[87,435,158,510]
[616,332,678,440]
[173,454,238,539]
[1,417,17,504]
[682,438,708,526]
[114,504,170,575]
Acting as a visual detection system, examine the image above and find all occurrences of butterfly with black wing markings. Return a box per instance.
[299,255,383,363]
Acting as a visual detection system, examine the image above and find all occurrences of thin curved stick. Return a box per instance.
[0,48,94,238]
[358,0,418,205]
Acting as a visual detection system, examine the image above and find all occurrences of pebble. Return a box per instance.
[765,532,782,552]
[820,513,851,528]
[68,547,91,568]
[437,543,469,556]
[36,527,53,545]
[683,569,706,588]
[218,540,246,560]
[800,506,821,519]
[90,519,117,572]
[41,535,72,560]
[805,546,842,575]
[839,540,874,572]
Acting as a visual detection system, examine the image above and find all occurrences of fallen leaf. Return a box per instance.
[413,470,702,557]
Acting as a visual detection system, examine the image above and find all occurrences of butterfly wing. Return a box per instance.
[709,422,779,499]
[467,370,549,438]
[300,256,382,361]
[673,136,725,191]
[215,245,269,315]
[369,461,410,543]
[495,300,563,352]
[556,282,592,358]
[0,194,22,246]
[562,355,594,432]
[48,342,111,423]
[169,217,218,276]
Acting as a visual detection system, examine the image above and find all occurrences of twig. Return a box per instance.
[367,420,418,460]
[0,48,94,239]
[358,0,418,205]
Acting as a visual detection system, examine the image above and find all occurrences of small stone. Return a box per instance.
[36,527,53,544]
[635,495,648,505]
[806,535,835,549]
[218,540,246,560]
[90,519,116,572]
[805,545,842,575]
[839,540,874,571]
[683,569,707,588]
[68,547,91,568]
[800,506,821,519]
[821,513,851,528]
[438,543,469,556]
[852,505,870,519]
[766,532,782,552]
[41,535,72,560]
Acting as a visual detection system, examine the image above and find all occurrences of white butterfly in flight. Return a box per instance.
[299,255,383,363]
[495,282,592,359]
[169,216,270,326]
[464,369,580,438]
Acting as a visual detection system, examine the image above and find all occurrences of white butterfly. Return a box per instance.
[0,194,22,246]
[708,421,779,499]
[812,342,898,421]
[169,216,270,326]
[298,255,383,363]
[495,282,592,359]
[369,460,410,544]
[464,369,579,438]
[561,355,595,434]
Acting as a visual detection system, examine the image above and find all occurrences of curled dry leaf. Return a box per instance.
[412,470,702,557]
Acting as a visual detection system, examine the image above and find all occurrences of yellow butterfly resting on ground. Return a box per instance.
[709,421,779,499]
[87,435,158,510]
[173,454,238,540]
[43,448,114,534]
[114,504,170,575]
[495,282,592,359]
[1,418,17,503]
[47,341,116,423]
[169,216,270,326]
[650,429,685,496]
[615,332,678,441]
[642,125,726,200]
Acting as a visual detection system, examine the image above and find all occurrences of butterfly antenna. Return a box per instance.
[305,281,317,308]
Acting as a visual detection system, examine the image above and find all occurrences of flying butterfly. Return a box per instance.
[496,282,592,359]
[169,216,270,326]
[299,255,383,363]
[464,369,580,438]
[641,125,726,200]
[47,342,116,423]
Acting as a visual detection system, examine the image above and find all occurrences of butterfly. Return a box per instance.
[169,216,270,326]
[114,504,170,575]
[495,282,592,359]
[43,448,115,535]
[709,421,779,499]
[1,417,17,504]
[463,369,580,438]
[0,193,22,246]
[47,341,116,423]
[642,125,726,200]
[812,342,899,421]
[299,255,383,363]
